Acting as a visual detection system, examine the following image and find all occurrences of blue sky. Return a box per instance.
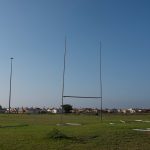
[0,0,150,108]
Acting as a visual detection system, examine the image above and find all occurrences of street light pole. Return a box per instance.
[9,57,14,114]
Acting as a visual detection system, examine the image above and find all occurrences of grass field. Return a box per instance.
[0,114,149,150]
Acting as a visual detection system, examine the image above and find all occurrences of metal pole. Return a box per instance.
[9,57,14,114]
[100,41,103,121]
[61,37,67,121]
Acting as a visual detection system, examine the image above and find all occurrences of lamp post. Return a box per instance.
[9,57,14,114]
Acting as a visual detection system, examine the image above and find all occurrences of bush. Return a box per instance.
[62,104,73,113]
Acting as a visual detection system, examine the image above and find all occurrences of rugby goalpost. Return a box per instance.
[61,38,103,122]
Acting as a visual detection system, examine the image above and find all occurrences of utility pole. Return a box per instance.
[9,57,14,114]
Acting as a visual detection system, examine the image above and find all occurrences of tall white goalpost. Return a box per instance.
[61,38,103,121]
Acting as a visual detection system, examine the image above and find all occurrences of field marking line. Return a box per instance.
[133,128,150,132]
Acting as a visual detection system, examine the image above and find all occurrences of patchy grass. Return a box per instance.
[0,114,149,150]
[48,128,68,139]
[48,128,98,143]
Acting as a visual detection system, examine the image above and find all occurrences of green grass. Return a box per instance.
[0,114,149,150]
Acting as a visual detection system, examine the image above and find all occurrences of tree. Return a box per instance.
[62,104,73,113]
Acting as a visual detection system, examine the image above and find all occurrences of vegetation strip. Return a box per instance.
[0,124,28,128]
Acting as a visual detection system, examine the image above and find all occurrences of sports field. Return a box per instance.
[0,114,149,150]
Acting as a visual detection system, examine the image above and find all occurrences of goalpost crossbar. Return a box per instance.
[63,96,102,99]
